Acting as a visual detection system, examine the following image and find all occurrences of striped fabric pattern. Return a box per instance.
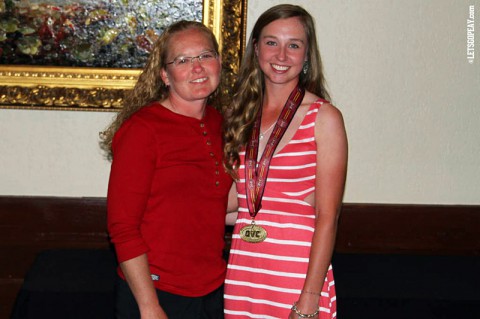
[224,100,337,319]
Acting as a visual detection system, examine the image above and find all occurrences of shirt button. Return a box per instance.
[203,131,208,136]
[206,140,212,145]
[215,170,220,175]
[210,152,214,157]
[215,161,219,166]
[215,181,220,186]
[200,123,205,128]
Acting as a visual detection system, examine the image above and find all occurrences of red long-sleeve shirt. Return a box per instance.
[107,102,232,296]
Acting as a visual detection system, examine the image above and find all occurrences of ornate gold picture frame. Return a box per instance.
[0,0,247,111]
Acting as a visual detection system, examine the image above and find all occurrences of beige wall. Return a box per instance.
[1,0,479,204]
[0,109,114,196]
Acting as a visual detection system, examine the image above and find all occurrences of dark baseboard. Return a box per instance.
[1,196,479,318]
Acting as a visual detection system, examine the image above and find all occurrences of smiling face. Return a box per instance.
[255,17,308,87]
[161,28,221,105]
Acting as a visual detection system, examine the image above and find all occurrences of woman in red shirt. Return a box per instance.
[101,21,232,319]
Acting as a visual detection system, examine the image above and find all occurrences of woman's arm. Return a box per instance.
[107,121,166,318]
[110,216,167,318]
[120,255,168,319]
[226,183,239,225]
[290,103,348,318]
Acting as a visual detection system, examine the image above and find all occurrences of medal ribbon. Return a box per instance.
[245,85,305,219]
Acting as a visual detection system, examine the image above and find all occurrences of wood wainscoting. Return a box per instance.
[1,196,479,318]
[0,196,109,319]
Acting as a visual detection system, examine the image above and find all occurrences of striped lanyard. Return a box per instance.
[245,85,305,219]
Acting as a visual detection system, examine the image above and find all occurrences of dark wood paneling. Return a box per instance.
[0,196,479,318]
[336,203,480,255]
[0,196,109,274]
[0,196,109,319]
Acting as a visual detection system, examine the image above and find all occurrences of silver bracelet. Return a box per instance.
[291,301,320,318]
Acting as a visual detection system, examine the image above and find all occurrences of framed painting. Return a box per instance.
[0,0,247,111]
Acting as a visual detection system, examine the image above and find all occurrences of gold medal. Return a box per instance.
[239,222,267,243]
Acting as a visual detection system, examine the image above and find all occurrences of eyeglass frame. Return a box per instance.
[165,50,219,67]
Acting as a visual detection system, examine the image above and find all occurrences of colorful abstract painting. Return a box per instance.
[0,0,202,68]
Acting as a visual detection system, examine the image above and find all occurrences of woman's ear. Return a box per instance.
[160,68,169,86]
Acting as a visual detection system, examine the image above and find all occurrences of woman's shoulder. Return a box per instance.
[116,102,162,135]
[302,92,332,112]
[302,91,344,128]
[314,103,345,138]
[121,102,169,131]
[133,101,162,118]
[317,101,343,122]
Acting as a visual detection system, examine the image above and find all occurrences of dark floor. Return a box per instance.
[10,249,480,319]
[332,253,480,319]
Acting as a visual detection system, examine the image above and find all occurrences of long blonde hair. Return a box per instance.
[100,20,220,159]
[223,4,330,178]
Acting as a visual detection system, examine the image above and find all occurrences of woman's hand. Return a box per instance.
[288,292,320,319]
[139,305,168,319]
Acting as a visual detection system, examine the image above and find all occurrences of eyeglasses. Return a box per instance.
[166,50,219,67]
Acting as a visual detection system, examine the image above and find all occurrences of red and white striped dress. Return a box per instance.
[224,99,337,319]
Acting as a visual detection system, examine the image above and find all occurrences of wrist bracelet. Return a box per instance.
[301,290,322,296]
[291,301,320,318]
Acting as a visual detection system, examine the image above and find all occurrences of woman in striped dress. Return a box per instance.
[223,4,348,319]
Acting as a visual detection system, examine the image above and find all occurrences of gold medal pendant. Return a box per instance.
[239,222,267,243]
